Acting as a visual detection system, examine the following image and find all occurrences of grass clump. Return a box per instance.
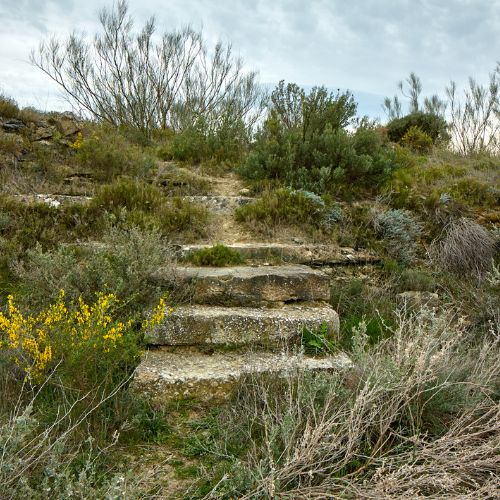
[235,187,328,230]
[430,217,497,276]
[73,125,154,181]
[0,94,20,118]
[189,244,244,267]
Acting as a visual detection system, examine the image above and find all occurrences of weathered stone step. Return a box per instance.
[185,195,253,213]
[145,304,339,347]
[132,349,352,405]
[12,193,92,207]
[162,265,330,306]
[178,243,380,265]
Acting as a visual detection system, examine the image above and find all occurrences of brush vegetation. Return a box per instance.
[0,2,498,497]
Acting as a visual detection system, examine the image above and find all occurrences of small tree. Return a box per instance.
[446,67,500,155]
[31,1,264,136]
[383,72,447,120]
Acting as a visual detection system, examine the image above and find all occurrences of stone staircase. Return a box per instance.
[11,172,372,406]
[132,189,359,406]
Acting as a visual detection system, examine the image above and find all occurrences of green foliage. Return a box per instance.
[401,125,433,152]
[373,209,422,264]
[239,82,397,196]
[235,187,329,229]
[0,195,101,252]
[387,112,448,144]
[0,94,20,118]
[162,117,249,164]
[91,179,210,239]
[302,322,336,354]
[74,126,153,180]
[330,279,395,347]
[240,82,394,193]
[16,226,167,313]
[189,244,244,267]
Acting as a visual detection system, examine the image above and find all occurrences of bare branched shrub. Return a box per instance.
[31,1,264,136]
[446,68,500,155]
[430,217,497,275]
[197,310,500,499]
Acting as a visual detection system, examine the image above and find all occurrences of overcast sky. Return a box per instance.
[0,0,499,120]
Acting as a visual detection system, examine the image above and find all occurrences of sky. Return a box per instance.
[0,0,499,121]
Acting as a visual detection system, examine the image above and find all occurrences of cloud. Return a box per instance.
[0,0,498,119]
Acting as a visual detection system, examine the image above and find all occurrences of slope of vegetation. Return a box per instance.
[0,2,498,497]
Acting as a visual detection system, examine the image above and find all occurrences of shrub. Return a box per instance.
[430,217,497,275]
[401,125,433,152]
[16,226,168,313]
[0,195,102,251]
[74,126,152,180]
[235,188,327,229]
[91,179,210,238]
[0,94,19,118]
[0,133,24,157]
[0,290,143,383]
[387,112,448,144]
[189,244,244,266]
[373,209,422,264]
[239,82,396,196]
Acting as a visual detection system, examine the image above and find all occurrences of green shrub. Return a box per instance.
[0,195,102,251]
[239,82,396,196]
[74,126,152,180]
[189,244,244,266]
[0,94,19,119]
[387,112,448,144]
[91,179,209,239]
[372,209,422,264]
[235,188,327,229]
[401,125,433,152]
[158,117,249,164]
[92,178,164,212]
[16,226,168,313]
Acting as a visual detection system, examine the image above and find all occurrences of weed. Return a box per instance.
[189,244,244,266]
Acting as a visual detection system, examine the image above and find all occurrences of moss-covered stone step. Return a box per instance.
[161,264,330,306]
[132,349,352,405]
[177,242,380,265]
[145,303,339,347]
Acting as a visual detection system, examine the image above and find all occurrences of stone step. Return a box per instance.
[185,195,253,214]
[145,304,339,347]
[161,264,330,306]
[177,243,380,265]
[12,193,92,207]
[132,349,352,405]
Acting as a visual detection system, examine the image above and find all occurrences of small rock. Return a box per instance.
[238,188,251,196]
[33,124,55,141]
